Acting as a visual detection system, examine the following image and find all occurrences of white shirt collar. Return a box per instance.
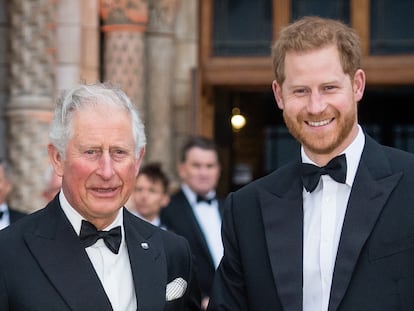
[58,190,124,236]
[0,203,8,213]
[181,183,216,205]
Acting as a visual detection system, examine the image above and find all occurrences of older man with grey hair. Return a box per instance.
[0,82,201,311]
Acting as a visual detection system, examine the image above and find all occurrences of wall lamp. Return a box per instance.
[231,107,246,131]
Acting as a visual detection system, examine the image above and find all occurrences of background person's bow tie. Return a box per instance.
[79,220,122,254]
[196,194,215,205]
[301,154,347,192]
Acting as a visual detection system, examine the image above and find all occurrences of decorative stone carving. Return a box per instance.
[101,0,148,30]
[147,0,179,33]
[9,0,56,99]
[6,0,56,212]
[100,0,148,115]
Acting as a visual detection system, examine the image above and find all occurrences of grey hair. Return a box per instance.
[49,82,146,159]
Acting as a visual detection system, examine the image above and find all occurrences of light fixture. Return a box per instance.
[231,107,246,131]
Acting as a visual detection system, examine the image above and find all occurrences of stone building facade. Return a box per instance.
[0,0,199,213]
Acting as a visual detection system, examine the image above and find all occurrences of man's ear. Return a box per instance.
[272,80,284,110]
[353,69,366,102]
[48,144,63,177]
[135,147,146,176]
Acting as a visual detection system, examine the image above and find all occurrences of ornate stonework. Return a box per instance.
[147,0,179,33]
[7,0,57,212]
[100,0,148,31]
[9,0,56,99]
[104,31,145,112]
[100,0,148,115]
[6,108,53,213]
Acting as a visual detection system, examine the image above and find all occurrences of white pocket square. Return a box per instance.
[166,277,187,301]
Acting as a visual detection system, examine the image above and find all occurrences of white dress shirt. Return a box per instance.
[0,203,10,230]
[302,126,364,311]
[59,191,137,311]
[182,184,224,268]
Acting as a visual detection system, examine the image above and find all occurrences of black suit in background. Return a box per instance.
[161,189,224,300]
[207,134,414,311]
[0,196,201,311]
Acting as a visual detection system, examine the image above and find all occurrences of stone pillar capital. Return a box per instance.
[147,0,179,34]
[100,0,149,32]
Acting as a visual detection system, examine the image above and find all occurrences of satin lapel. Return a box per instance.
[329,143,402,311]
[217,199,225,217]
[180,192,213,265]
[124,211,166,311]
[260,169,304,311]
[24,202,112,311]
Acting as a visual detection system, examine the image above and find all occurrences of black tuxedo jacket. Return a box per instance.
[161,189,224,298]
[208,134,414,311]
[8,207,26,223]
[0,196,201,311]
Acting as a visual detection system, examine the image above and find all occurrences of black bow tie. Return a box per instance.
[79,220,122,254]
[0,211,3,219]
[196,194,215,205]
[301,154,347,192]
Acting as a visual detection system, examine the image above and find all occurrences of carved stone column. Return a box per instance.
[0,0,9,161]
[6,0,56,212]
[100,0,148,115]
[146,0,179,176]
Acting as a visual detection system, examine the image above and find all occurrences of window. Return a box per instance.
[212,0,273,56]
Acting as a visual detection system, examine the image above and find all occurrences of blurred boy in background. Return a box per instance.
[130,162,170,228]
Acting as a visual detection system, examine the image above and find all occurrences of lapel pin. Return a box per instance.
[141,242,149,249]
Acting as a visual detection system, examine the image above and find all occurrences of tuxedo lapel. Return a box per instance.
[9,208,26,223]
[124,210,166,311]
[329,137,403,311]
[24,201,112,311]
[179,191,213,265]
[260,164,304,311]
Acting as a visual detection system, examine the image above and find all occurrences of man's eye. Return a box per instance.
[325,85,336,90]
[112,150,129,160]
[113,149,128,156]
[294,88,308,96]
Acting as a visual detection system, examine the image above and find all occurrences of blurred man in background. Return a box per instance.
[0,159,26,230]
[161,135,223,310]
